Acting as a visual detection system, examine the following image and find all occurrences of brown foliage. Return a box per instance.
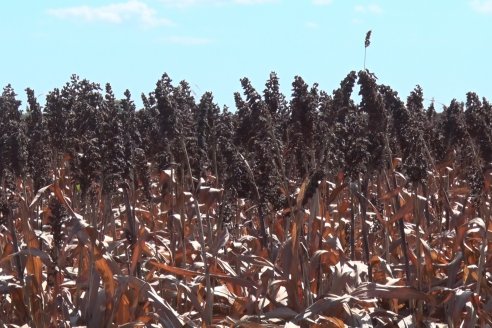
[0,156,491,328]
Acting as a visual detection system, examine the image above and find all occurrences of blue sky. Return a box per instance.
[1,0,491,109]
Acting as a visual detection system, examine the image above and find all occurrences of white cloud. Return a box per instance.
[470,0,492,13]
[234,0,277,4]
[354,3,382,15]
[47,0,172,27]
[160,0,204,6]
[159,0,277,7]
[355,4,365,12]
[164,36,214,45]
[368,4,383,14]
[312,0,332,5]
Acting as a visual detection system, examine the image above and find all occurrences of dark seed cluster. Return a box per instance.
[0,70,490,231]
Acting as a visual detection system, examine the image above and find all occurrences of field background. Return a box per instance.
[0,70,491,327]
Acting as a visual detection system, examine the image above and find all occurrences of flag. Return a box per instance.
[365,30,372,48]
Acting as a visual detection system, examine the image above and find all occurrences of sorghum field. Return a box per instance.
[0,69,491,327]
